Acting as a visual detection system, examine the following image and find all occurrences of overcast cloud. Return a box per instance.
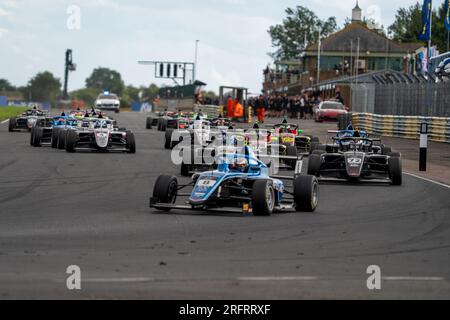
[0,0,422,94]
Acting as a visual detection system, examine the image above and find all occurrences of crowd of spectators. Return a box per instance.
[248,91,328,123]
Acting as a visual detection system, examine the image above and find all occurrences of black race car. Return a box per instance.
[308,136,402,185]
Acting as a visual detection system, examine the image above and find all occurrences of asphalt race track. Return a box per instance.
[0,113,449,299]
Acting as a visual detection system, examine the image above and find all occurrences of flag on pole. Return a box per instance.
[445,0,450,31]
[418,0,433,41]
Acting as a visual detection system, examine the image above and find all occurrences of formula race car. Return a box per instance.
[30,116,78,148]
[308,136,402,185]
[64,119,136,153]
[9,108,48,132]
[150,146,319,216]
[146,111,206,131]
[268,121,320,154]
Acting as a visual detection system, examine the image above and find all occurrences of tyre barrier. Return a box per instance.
[346,113,450,144]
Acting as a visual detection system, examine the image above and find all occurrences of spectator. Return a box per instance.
[335,91,344,105]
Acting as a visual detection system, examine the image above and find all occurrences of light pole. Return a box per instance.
[194,40,200,82]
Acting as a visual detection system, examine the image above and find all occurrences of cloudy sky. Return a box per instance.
[0,0,421,94]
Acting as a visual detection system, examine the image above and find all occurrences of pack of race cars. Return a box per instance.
[149,112,403,217]
[8,107,402,217]
[10,108,136,154]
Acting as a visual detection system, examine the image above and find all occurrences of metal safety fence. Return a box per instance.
[343,113,450,144]
[351,81,450,117]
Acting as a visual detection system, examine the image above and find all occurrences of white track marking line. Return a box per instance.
[405,172,450,189]
[237,277,319,281]
[383,277,446,282]
[1,119,9,125]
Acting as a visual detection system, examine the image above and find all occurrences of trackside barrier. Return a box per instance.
[346,113,450,144]
[194,104,222,119]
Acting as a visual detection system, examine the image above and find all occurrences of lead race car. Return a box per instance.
[64,119,136,153]
[308,135,402,185]
[150,146,319,216]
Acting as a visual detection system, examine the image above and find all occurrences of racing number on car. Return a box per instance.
[198,179,216,187]
[348,158,362,165]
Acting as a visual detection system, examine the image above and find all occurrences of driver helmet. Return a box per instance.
[230,157,248,172]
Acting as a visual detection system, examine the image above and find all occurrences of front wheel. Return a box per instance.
[164,129,174,149]
[252,180,275,216]
[389,157,403,186]
[51,128,59,149]
[32,127,43,147]
[9,118,16,132]
[126,131,136,154]
[294,175,319,212]
[152,175,178,211]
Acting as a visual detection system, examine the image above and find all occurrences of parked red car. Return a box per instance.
[315,100,348,122]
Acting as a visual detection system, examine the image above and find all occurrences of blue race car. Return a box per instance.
[30,115,78,148]
[150,146,319,216]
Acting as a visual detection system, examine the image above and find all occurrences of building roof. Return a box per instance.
[306,22,423,56]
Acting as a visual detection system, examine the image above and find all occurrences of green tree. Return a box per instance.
[0,79,16,91]
[24,71,61,104]
[268,6,337,60]
[389,2,448,52]
[85,67,125,96]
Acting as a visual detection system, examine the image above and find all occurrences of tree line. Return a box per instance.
[0,67,161,107]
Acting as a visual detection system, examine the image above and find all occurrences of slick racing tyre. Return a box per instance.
[126,131,136,154]
[153,175,178,211]
[165,129,174,149]
[389,156,403,186]
[382,146,393,155]
[9,118,16,132]
[307,154,322,176]
[51,128,60,149]
[65,130,78,153]
[294,175,319,212]
[32,127,43,147]
[181,162,192,177]
[58,130,67,150]
[252,180,275,217]
[146,117,153,130]
[30,127,35,146]
[286,146,298,170]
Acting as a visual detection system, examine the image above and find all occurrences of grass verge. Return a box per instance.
[0,106,28,122]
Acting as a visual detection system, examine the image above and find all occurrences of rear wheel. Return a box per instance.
[382,146,392,155]
[252,180,275,217]
[307,154,322,176]
[126,131,136,154]
[152,175,178,211]
[51,128,59,149]
[146,117,153,130]
[389,157,402,186]
[58,130,67,150]
[181,162,192,177]
[160,119,167,132]
[286,146,298,170]
[65,131,78,153]
[9,118,16,132]
[294,175,319,212]
[165,129,174,149]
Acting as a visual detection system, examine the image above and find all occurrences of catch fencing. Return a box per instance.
[344,113,450,144]
[351,82,450,117]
